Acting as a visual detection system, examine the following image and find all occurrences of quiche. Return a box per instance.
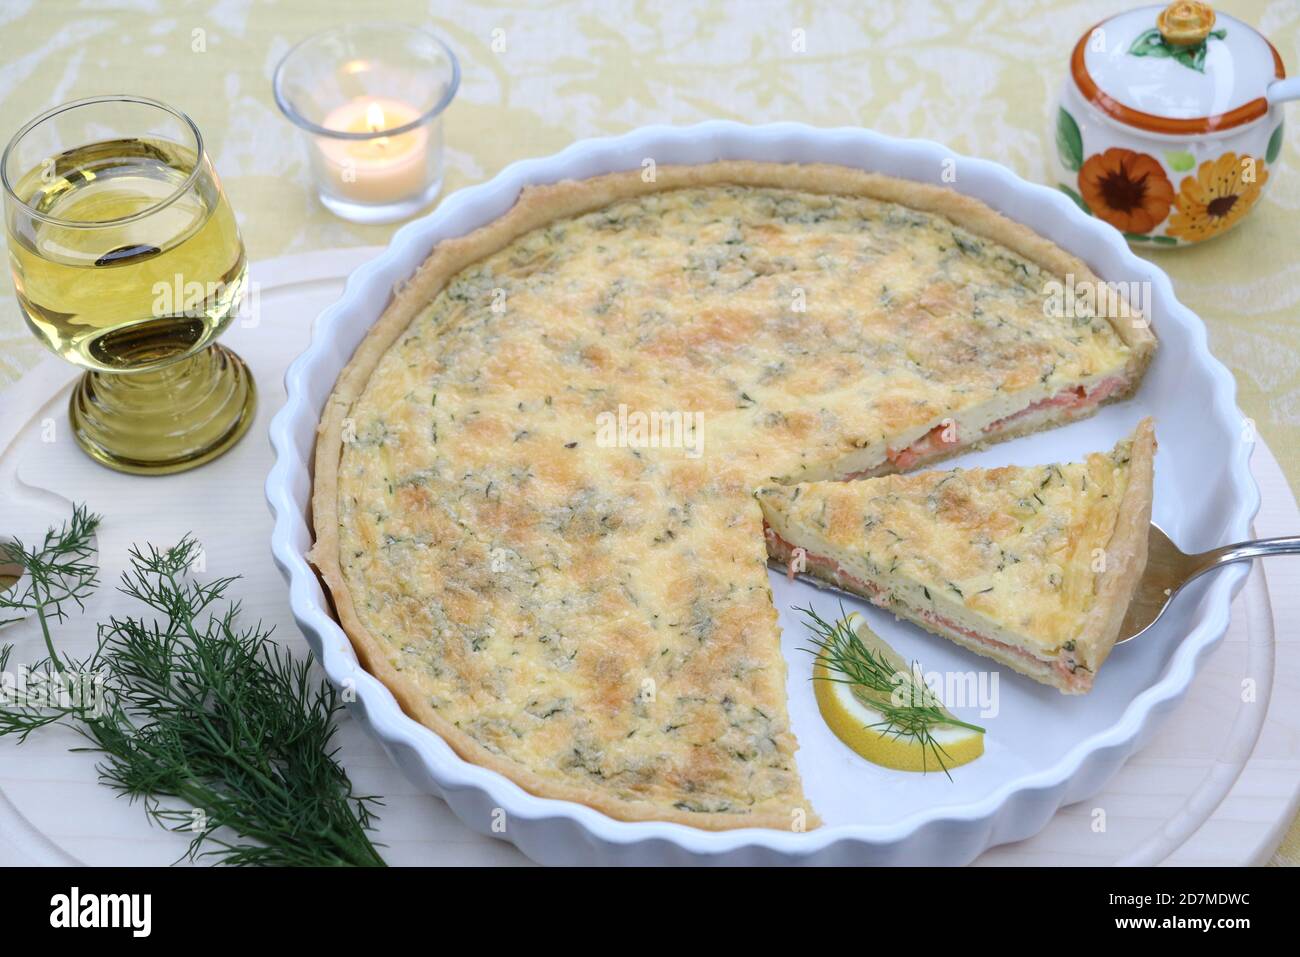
[310,162,1155,829]
[759,419,1155,694]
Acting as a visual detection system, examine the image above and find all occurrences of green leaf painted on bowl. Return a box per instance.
[1056,108,1083,172]
[1124,232,1179,246]
[1165,149,1195,172]
[1129,28,1170,58]
[1128,27,1225,74]
[1266,124,1284,165]
[1057,183,1090,214]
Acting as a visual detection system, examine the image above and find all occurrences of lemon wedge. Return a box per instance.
[811,612,984,773]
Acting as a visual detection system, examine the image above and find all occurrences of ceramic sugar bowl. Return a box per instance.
[1053,1,1297,247]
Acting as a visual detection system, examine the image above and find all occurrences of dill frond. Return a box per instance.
[798,603,984,778]
[1,511,385,866]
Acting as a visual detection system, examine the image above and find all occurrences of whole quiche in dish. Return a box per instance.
[310,162,1155,830]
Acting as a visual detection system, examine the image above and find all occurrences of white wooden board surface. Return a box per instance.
[0,248,1296,867]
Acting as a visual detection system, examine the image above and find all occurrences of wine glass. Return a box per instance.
[2,95,255,474]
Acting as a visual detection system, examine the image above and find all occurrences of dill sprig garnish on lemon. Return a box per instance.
[799,603,985,776]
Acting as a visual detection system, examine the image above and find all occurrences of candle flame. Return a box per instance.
[366,102,386,133]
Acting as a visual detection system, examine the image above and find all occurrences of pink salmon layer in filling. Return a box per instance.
[845,376,1128,478]
[766,525,1090,691]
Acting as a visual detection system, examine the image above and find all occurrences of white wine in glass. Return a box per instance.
[2,95,255,474]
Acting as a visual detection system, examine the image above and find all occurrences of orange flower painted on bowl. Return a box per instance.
[1078,148,1175,234]
[1165,153,1268,243]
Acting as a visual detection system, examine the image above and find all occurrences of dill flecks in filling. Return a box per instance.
[335,185,1136,817]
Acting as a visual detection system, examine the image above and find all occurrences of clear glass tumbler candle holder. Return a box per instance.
[273,23,460,225]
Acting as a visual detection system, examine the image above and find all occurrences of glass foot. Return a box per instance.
[69,343,256,475]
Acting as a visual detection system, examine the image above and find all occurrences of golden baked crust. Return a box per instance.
[757,419,1156,693]
[310,162,1155,827]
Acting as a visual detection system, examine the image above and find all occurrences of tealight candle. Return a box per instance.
[273,24,460,224]
[316,98,430,205]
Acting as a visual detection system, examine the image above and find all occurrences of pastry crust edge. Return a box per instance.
[308,161,1157,829]
[1074,417,1157,678]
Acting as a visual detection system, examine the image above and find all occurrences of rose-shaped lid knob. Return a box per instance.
[1070,3,1291,134]
[1157,1,1215,46]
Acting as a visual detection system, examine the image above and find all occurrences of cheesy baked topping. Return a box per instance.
[312,163,1155,828]
[758,419,1156,694]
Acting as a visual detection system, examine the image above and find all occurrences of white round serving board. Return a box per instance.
[1,248,1296,867]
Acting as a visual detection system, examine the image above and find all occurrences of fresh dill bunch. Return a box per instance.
[798,603,984,777]
[78,536,386,866]
[0,505,102,740]
[0,510,385,867]
[0,504,100,652]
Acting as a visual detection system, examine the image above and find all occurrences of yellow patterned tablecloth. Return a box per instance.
[0,0,1296,864]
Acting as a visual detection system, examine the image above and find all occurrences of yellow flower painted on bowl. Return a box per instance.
[1078,148,1174,234]
[1166,153,1268,243]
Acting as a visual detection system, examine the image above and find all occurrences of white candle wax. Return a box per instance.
[315,97,430,205]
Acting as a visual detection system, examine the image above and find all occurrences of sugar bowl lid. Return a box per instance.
[1072,2,1292,134]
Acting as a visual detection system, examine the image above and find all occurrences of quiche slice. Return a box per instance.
[757,419,1155,693]
[311,161,1157,830]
